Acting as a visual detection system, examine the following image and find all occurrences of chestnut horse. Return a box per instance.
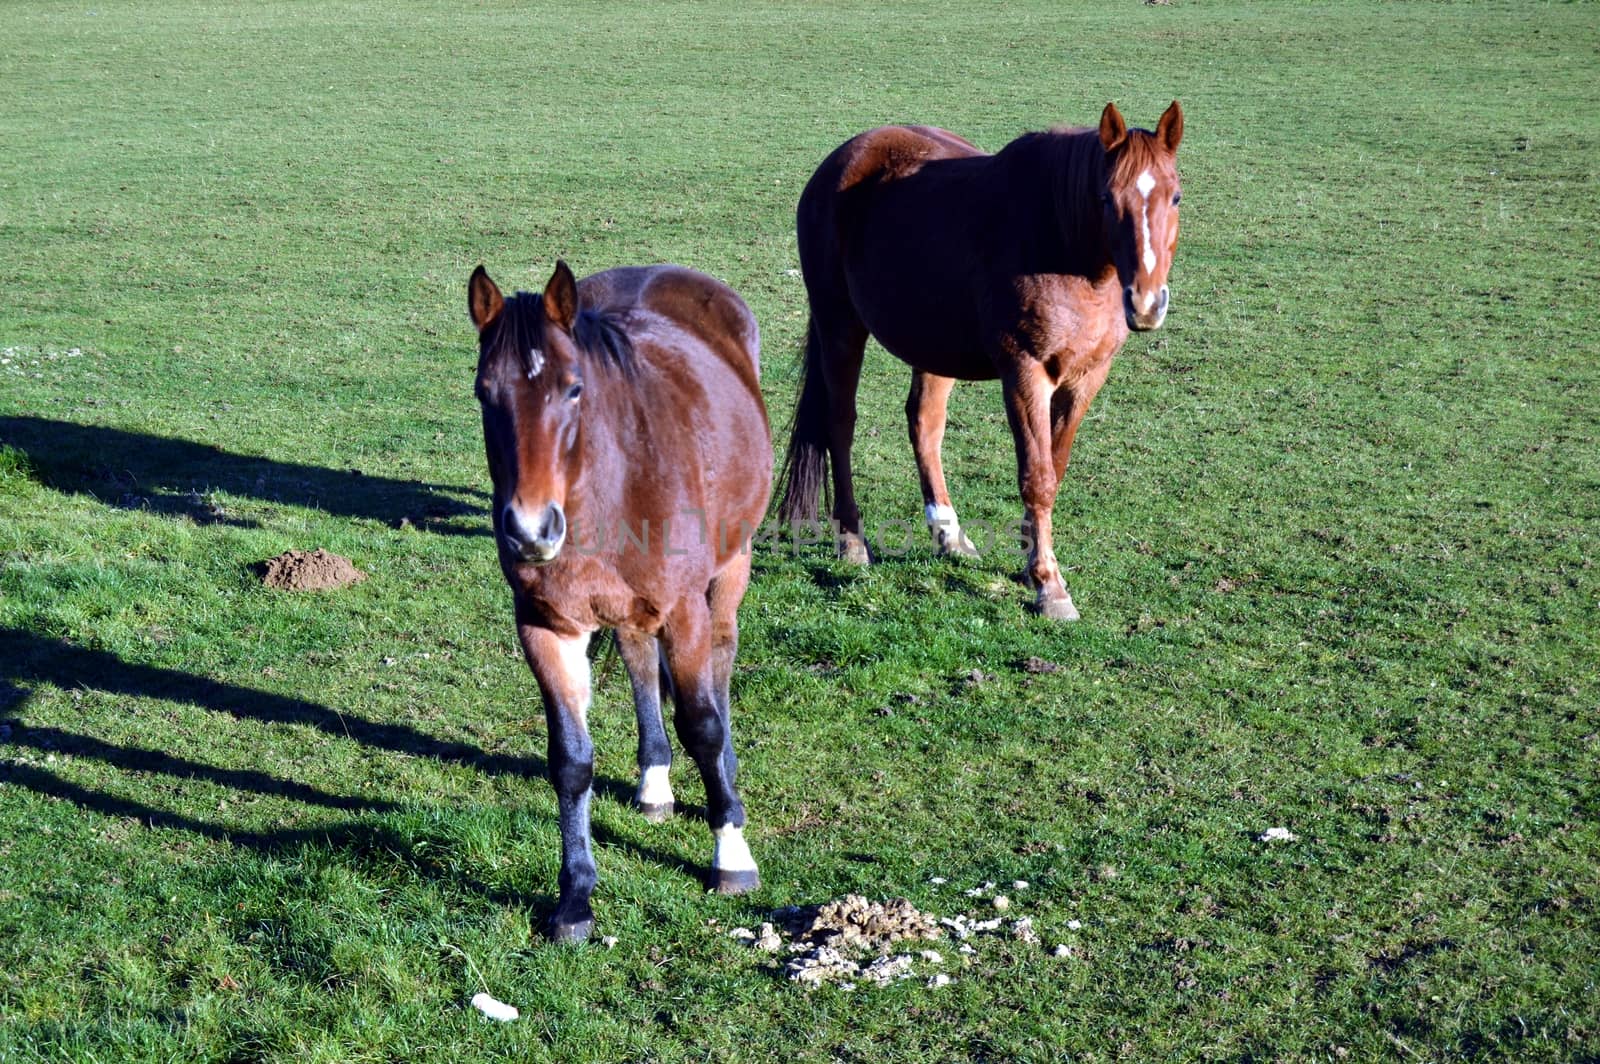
[778,102,1184,619]
[468,260,771,942]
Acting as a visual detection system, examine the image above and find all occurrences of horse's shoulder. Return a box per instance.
[836,125,985,191]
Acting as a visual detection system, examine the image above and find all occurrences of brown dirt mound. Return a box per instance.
[257,549,365,591]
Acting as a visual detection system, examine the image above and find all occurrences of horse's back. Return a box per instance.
[799,127,1002,377]
[582,265,761,388]
[582,265,771,539]
[816,125,987,196]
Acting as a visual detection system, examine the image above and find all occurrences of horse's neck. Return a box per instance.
[1001,131,1111,278]
[569,379,637,520]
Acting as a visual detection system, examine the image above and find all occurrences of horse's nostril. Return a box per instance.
[538,503,566,546]
[501,504,528,544]
[501,502,565,560]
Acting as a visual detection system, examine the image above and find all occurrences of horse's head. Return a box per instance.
[469,261,587,566]
[1097,101,1183,332]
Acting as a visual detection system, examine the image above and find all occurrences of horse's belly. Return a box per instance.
[845,252,995,380]
[866,318,996,381]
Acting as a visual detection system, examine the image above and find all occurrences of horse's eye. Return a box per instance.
[566,382,584,401]
[1172,191,1182,206]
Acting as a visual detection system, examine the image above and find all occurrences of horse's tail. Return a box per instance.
[776,316,831,525]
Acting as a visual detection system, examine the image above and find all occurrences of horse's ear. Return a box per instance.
[1156,100,1184,154]
[468,265,504,332]
[543,260,578,331]
[1098,102,1128,153]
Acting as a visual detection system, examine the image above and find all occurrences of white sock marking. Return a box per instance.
[1136,169,1157,274]
[925,502,971,550]
[555,632,592,723]
[637,765,673,807]
[713,824,757,872]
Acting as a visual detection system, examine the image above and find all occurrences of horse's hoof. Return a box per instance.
[711,868,761,895]
[637,801,674,824]
[548,917,595,944]
[937,535,982,560]
[1035,592,1079,622]
[837,533,871,566]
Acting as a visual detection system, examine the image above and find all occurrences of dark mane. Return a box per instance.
[995,127,1113,276]
[490,291,636,375]
[573,305,635,373]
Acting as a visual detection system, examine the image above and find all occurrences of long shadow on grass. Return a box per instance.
[0,760,555,913]
[0,415,487,534]
[0,628,646,807]
[0,629,701,897]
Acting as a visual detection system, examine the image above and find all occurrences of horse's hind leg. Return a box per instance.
[907,369,980,558]
[706,553,751,722]
[616,629,674,822]
[816,315,872,565]
[796,180,871,564]
[661,585,758,894]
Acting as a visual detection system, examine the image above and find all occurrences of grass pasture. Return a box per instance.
[2,1,1598,1060]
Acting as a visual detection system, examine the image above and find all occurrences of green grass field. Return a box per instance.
[3,1,1598,1060]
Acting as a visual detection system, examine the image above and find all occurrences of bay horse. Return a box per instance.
[468,260,771,942]
[777,102,1184,619]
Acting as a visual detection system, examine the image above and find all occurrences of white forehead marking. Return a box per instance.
[527,348,544,378]
[1136,170,1158,274]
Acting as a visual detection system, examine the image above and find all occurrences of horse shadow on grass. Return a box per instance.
[0,628,700,920]
[0,415,488,534]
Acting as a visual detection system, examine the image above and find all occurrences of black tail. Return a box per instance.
[775,317,831,525]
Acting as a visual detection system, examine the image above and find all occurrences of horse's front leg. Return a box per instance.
[516,617,600,941]
[660,598,759,894]
[1049,360,1111,489]
[1001,362,1078,621]
[616,628,674,822]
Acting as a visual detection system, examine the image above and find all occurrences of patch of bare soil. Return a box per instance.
[256,549,366,591]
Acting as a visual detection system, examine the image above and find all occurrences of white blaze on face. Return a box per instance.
[527,347,544,378]
[1136,169,1157,275]
[713,823,757,872]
